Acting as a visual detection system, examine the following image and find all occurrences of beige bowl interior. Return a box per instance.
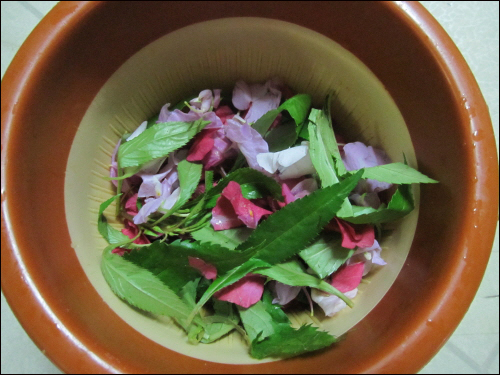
[64,18,419,364]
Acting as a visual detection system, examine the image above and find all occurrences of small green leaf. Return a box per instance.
[299,235,354,279]
[252,94,312,136]
[265,120,298,152]
[117,119,209,168]
[238,300,276,342]
[360,162,438,184]
[256,259,346,297]
[250,324,337,359]
[97,195,129,245]
[101,247,194,326]
[339,183,414,224]
[200,300,240,343]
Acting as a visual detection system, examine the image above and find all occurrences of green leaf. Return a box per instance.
[191,226,253,250]
[238,300,276,342]
[360,162,438,184]
[299,235,354,279]
[117,119,209,168]
[200,301,240,344]
[308,121,338,186]
[252,94,312,136]
[265,120,298,152]
[100,247,194,325]
[250,324,337,359]
[339,183,415,224]
[123,241,200,294]
[237,171,363,265]
[97,195,129,245]
[152,160,202,224]
[256,259,344,296]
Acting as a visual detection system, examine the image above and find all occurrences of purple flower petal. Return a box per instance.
[342,142,392,193]
[350,192,381,209]
[225,118,269,170]
[271,281,301,305]
[347,240,386,276]
[311,288,358,317]
[232,80,282,124]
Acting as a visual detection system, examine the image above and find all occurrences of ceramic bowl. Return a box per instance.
[1,2,498,373]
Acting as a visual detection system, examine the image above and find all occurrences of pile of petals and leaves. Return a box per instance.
[100,79,437,359]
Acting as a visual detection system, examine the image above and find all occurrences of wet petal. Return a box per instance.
[347,240,386,276]
[210,194,243,230]
[232,80,252,110]
[334,218,375,249]
[271,281,301,305]
[214,274,265,308]
[188,257,217,280]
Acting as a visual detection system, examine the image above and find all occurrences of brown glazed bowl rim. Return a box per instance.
[1,1,498,373]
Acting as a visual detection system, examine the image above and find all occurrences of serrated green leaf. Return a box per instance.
[201,300,240,344]
[100,248,194,325]
[256,259,343,297]
[339,183,414,224]
[117,119,209,168]
[199,168,283,208]
[299,235,354,279]
[250,324,337,359]
[191,226,253,250]
[237,171,363,265]
[252,94,312,136]
[266,119,298,152]
[308,121,338,185]
[238,300,276,342]
[123,241,200,294]
[97,194,129,245]
[361,162,438,184]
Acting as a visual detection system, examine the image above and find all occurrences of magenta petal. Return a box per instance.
[188,256,217,280]
[121,219,150,245]
[187,129,217,162]
[330,263,364,293]
[211,194,244,231]
[281,183,296,205]
[215,105,235,124]
[222,181,272,229]
[334,218,375,249]
[124,193,139,216]
[214,274,265,308]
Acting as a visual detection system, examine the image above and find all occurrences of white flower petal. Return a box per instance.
[126,121,147,141]
[311,288,358,317]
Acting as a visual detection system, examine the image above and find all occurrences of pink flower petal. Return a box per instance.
[188,256,217,280]
[210,194,244,231]
[215,105,234,124]
[187,129,217,162]
[334,218,375,249]
[124,193,139,216]
[214,274,265,308]
[113,219,150,256]
[222,181,272,229]
[330,262,364,293]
